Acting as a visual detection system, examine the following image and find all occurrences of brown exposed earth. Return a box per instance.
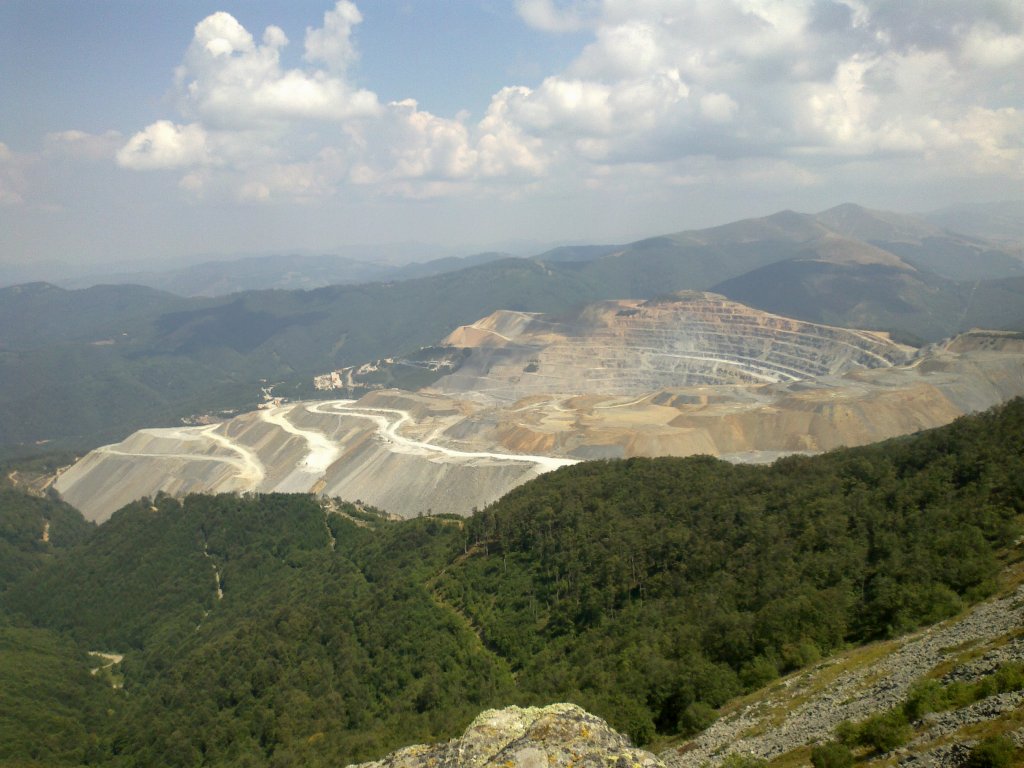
[437,293,915,400]
[54,294,1024,523]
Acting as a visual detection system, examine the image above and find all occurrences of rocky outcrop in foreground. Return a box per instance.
[346,703,664,768]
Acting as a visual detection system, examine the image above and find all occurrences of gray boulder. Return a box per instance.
[347,703,665,768]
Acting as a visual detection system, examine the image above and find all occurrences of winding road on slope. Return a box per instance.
[306,400,577,473]
[92,401,574,492]
[259,405,342,474]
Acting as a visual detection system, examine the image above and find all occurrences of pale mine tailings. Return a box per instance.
[55,295,1024,522]
[55,392,568,524]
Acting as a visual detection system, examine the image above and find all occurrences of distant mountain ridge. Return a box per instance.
[924,200,1024,243]
[5,202,1018,299]
[2,203,1023,458]
[39,251,514,298]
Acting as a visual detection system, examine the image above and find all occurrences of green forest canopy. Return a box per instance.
[0,399,1021,765]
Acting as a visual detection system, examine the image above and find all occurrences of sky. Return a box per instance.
[1,0,1022,272]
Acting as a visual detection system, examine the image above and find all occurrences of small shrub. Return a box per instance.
[857,710,911,753]
[677,701,718,736]
[904,661,1024,723]
[811,741,854,768]
[607,696,655,747]
[991,661,1024,694]
[903,679,948,721]
[781,640,821,672]
[740,655,779,689]
[944,680,973,709]
[834,719,859,747]
[964,735,1017,768]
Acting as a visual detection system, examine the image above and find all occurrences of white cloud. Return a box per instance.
[516,0,597,32]
[195,11,254,57]
[960,23,1024,69]
[0,141,30,205]
[237,162,327,201]
[955,107,1024,174]
[539,0,1024,174]
[700,93,738,124]
[345,95,549,191]
[115,0,1024,206]
[378,100,477,181]
[173,9,380,129]
[118,4,557,198]
[512,78,615,134]
[117,121,210,170]
[0,142,24,205]
[304,1,362,72]
[571,20,664,79]
[475,90,549,177]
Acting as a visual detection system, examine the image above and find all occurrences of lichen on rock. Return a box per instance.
[346,703,665,768]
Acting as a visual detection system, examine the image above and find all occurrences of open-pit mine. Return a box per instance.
[55,293,1024,522]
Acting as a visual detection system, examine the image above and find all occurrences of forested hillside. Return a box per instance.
[0,401,1021,766]
[442,400,1024,741]
[0,485,111,764]
[0,487,93,586]
[0,259,600,456]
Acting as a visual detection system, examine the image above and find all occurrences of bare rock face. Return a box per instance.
[347,703,665,768]
[436,293,915,402]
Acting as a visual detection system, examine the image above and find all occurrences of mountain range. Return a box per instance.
[3,201,1019,298]
[1,203,1022,459]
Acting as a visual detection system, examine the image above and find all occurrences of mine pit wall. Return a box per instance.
[914,352,1024,414]
[356,389,465,420]
[435,295,916,402]
[666,386,965,455]
[52,305,1023,525]
[474,349,1024,462]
